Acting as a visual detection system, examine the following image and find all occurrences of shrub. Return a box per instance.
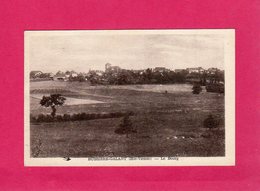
[85,113,92,120]
[71,113,80,121]
[36,114,46,122]
[99,113,107,119]
[36,114,54,122]
[110,113,116,118]
[44,115,54,122]
[203,114,219,129]
[115,115,137,137]
[116,112,124,117]
[79,113,87,120]
[206,83,224,93]
[96,113,101,118]
[55,115,63,122]
[192,83,202,94]
[63,114,71,121]
[89,113,96,119]
[128,111,134,116]
[30,114,37,123]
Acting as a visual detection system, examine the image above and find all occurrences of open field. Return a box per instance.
[30,81,225,157]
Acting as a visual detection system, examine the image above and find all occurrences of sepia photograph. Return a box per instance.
[24,30,235,166]
[2,0,259,189]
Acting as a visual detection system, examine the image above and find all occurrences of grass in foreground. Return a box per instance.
[30,82,225,157]
[31,114,224,158]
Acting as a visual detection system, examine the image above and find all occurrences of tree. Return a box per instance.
[86,71,100,85]
[56,71,64,75]
[115,114,136,137]
[40,94,66,117]
[143,68,153,83]
[200,71,208,86]
[69,74,86,82]
[192,83,202,94]
[117,71,128,85]
[203,114,219,129]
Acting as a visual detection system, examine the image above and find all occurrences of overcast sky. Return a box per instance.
[28,32,224,73]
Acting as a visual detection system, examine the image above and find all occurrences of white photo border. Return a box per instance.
[24,29,235,166]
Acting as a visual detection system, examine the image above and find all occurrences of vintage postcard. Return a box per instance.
[24,29,235,166]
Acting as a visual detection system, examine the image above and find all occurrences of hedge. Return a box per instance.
[30,111,134,123]
[206,83,224,93]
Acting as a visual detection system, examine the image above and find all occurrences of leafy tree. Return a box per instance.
[69,74,86,82]
[200,71,208,86]
[192,83,202,94]
[65,71,71,75]
[206,83,224,93]
[56,71,64,75]
[86,71,100,85]
[40,94,66,117]
[117,72,128,85]
[175,71,187,83]
[143,68,153,83]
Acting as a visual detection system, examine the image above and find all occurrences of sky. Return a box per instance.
[28,32,225,73]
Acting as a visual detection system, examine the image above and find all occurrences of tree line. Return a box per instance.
[86,68,224,86]
[31,68,224,86]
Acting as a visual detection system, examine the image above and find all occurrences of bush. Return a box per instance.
[203,114,219,129]
[115,115,137,137]
[55,115,63,122]
[96,113,102,118]
[79,112,87,120]
[127,111,134,116]
[36,114,54,122]
[63,114,71,121]
[44,115,54,122]
[206,83,224,93]
[192,83,202,94]
[114,112,122,118]
[30,114,37,123]
[99,113,108,119]
[89,113,96,119]
[36,114,46,122]
[71,113,80,121]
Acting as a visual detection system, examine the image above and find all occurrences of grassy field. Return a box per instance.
[30,81,225,157]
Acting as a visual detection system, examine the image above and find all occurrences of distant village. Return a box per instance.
[30,63,224,86]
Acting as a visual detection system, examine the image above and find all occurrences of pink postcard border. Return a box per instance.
[0,0,259,190]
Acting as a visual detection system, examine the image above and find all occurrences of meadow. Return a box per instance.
[30,81,225,157]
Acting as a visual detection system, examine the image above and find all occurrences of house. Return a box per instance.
[207,67,220,75]
[30,71,43,78]
[186,67,205,74]
[132,69,146,75]
[175,69,186,73]
[49,73,54,78]
[186,72,201,83]
[105,63,121,73]
[53,74,67,81]
[89,70,104,76]
[105,63,112,71]
[71,72,78,77]
[153,67,169,73]
[64,71,78,78]
[46,73,54,80]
